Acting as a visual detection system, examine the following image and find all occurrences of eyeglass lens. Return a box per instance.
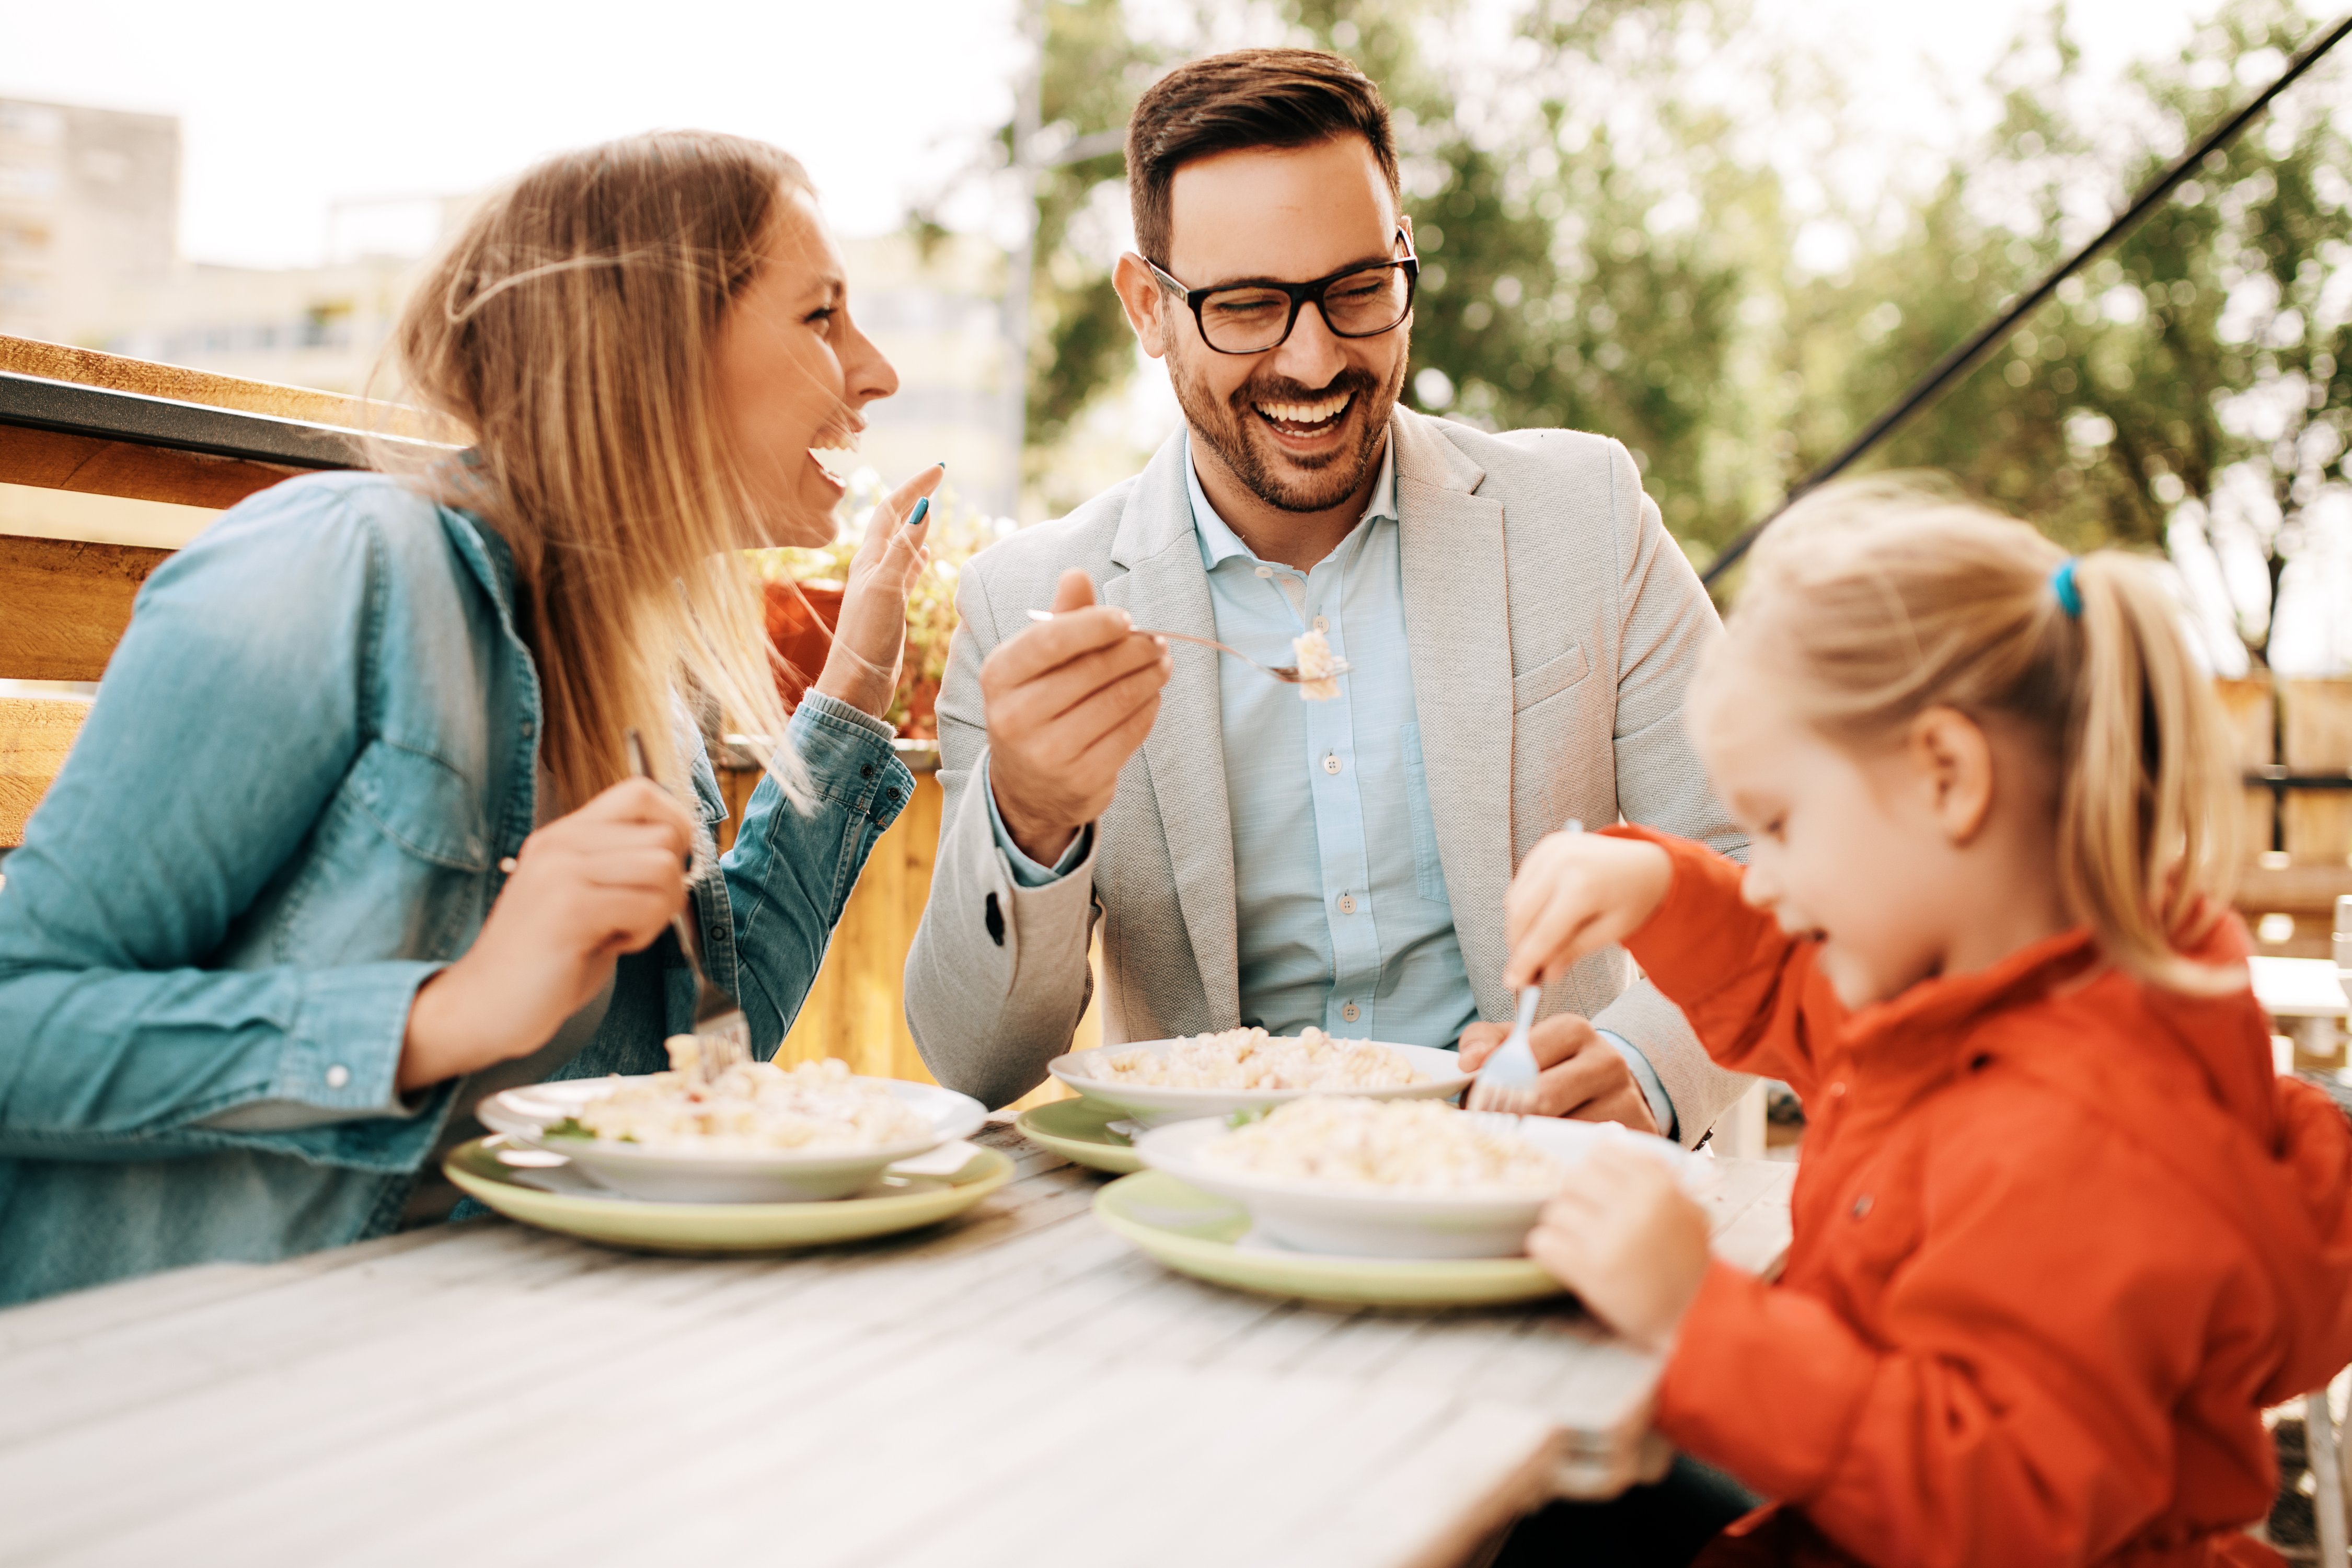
[1198,266,1411,353]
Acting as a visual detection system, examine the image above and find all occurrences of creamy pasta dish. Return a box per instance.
[1292,628,1340,701]
[1088,1027,1425,1091]
[1203,1097,1570,1193]
[555,1046,931,1154]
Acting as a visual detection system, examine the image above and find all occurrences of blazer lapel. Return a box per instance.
[1393,411,1515,1021]
[1106,434,1240,1023]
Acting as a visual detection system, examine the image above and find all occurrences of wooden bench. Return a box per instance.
[0,335,392,846]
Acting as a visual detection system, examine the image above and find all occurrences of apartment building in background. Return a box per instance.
[0,98,178,344]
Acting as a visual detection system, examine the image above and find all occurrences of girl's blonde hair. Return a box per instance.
[1715,475,2241,992]
[374,131,821,815]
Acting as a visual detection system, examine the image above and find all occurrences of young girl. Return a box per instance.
[0,133,942,1304]
[1500,479,2352,1566]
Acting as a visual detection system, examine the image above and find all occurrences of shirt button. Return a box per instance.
[1254,565,1274,579]
[1828,1081,1848,1099]
[1338,894,1356,914]
[325,1065,351,1089]
[1313,616,1328,632]
[521,719,534,737]
[1322,754,1342,775]
[1851,1194,1873,1219]
[1340,1002,1361,1023]
[498,856,518,874]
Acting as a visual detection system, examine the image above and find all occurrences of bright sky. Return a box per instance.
[6,0,2230,271]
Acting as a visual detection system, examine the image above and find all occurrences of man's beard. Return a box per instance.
[1170,338,1408,515]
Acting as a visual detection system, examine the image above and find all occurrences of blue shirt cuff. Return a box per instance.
[1598,1028,1678,1140]
[795,688,899,744]
[979,752,1090,887]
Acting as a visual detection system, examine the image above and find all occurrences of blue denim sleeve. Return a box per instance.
[720,691,913,1054]
[0,486,450,1169]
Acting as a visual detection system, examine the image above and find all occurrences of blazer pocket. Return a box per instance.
[1512,644,1590,712]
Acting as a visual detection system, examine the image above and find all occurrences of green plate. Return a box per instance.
[1017,1098,1140,1174]
[445,1136,1014,1254]
[1093,1170,1567,1307]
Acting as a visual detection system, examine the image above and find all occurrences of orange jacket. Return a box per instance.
[1612,826,2352,1568]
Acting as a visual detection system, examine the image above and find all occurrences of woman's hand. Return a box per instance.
[1457,1013,1659,1134]
[814,463,946,718]
[398,779,696,1091]
[1502,831,1675,989]
[1525,1145,1710,1352]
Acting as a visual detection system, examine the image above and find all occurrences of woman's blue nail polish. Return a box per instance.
[908,497,930,526]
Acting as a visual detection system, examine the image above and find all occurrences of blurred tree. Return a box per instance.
[910,0,1168,496]
[942,0,2347,674]
[1814,0,2349,670]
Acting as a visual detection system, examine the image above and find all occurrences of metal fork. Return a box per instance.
[1468,984,1543,1114]
[1024,608,1353,686]
[1467,820,1584,1115]
[624,729,750,1085]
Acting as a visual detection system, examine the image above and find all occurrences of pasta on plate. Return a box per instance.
[1089,1027,1426,1091]
[1203,1098,1570,1194]
[557,1047,931,1155]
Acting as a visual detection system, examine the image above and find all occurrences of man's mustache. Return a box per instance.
[1226,368,1381,411]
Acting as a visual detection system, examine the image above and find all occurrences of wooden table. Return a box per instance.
[0,1124,1793,1568]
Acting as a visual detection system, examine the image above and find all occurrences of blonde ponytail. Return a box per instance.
[2059,551,2241,988]
[1719,476,2241,993]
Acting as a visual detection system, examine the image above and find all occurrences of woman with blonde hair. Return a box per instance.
[0,132,943,1305]
[1492,478,2352,1566]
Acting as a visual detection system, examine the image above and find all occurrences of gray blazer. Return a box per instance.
[905,407,1751,1146]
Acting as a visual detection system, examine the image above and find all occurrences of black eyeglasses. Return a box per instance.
[1139,229,1420,354]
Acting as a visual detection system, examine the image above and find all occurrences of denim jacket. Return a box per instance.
[0,472,913,1305]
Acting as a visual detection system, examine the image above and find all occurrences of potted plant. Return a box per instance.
[746,475,1002,741]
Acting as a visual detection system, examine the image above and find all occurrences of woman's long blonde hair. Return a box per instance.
[374,131,817,815]
[1717,476,2241,991]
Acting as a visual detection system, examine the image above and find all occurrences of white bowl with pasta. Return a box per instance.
[1045,1028,1472,1131]
[1132,1097,1688,1260]
[479,1057,987,1204]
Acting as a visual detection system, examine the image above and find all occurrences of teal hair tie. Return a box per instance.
[2051,558,2083,619]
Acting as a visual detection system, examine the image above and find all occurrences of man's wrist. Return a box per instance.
[993,783,1081,867]
[1598,1028,1678,1140]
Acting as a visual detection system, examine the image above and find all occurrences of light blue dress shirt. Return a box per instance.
[983,431,1675,1134]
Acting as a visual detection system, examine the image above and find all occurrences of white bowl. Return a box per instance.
[1045,1038,1472,1131]
[1133,1112,1689,1260]
[477,1075,987,1204]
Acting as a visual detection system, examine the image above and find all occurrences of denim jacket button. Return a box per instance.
[325,1065,351,1090]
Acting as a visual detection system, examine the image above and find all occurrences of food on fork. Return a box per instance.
[1090,1026,1425,1090]
[550,1047,931,1152]
[1204,1097,1570,1193]
[1291,628,1340,700]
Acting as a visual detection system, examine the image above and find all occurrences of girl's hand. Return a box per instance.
[398,779,696,1091]
[814,463,946,718]
[1502,831,1675,988]
[1525,1145,1710,1351]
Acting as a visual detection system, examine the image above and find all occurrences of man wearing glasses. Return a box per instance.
[906,48,1751,1151]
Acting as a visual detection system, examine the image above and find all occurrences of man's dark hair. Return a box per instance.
[1125,49,1400,267]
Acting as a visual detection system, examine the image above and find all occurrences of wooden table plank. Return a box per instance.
[0,1129,1794,1565]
